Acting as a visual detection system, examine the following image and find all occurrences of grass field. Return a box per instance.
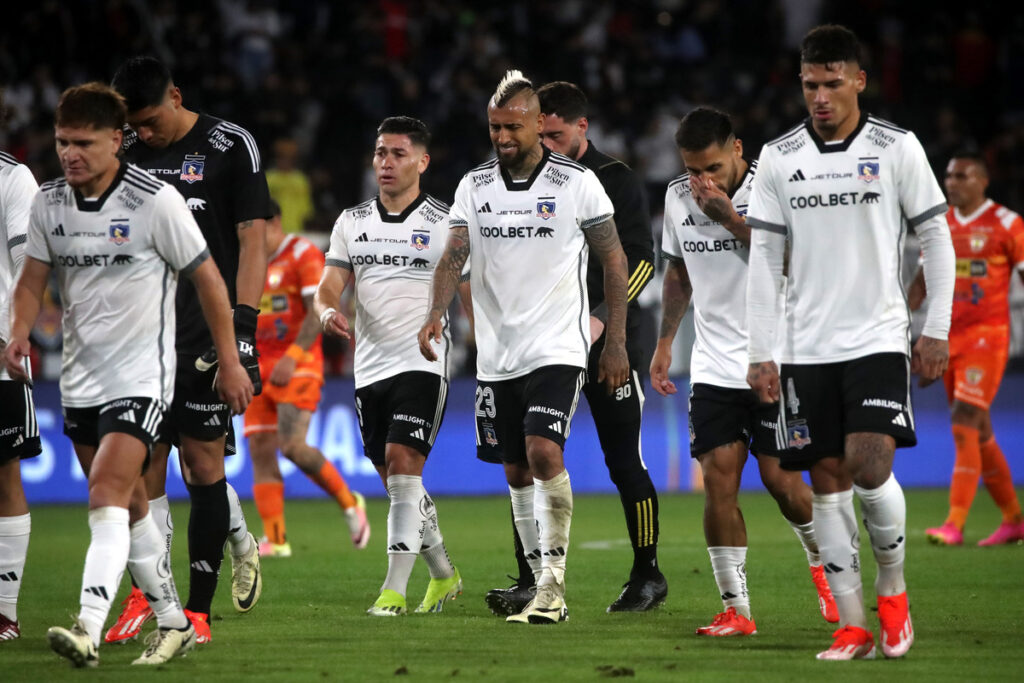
[4,488,1023,681]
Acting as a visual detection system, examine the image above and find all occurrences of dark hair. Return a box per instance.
[950,149,989,176]
[492,69,534,108]
[268,198,282,217]
[537,81,588,121]
[111,56,173,112]
[801,25,862,65]
[55,82,126,130]
[377,116,431,149]
[675,107,735,151]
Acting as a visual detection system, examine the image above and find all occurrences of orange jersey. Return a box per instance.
[948,200,1024,331]
[257,234,325,365]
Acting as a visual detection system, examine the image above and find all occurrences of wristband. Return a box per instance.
[233,304,259,337]
[320,307,337,329]
[284,344,305,362]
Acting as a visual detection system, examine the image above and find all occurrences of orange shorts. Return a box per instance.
[243,361,323,436]
[943,328,1009,409]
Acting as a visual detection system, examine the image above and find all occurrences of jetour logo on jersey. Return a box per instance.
[180,155,205,184]
[108,220,130,245]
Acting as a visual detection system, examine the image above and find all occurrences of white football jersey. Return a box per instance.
[326,194,457,388]
[450,148,614,380]
[661,161,758,389]
[747,114,946,363]
[0,153,38,343]
[25,163,209,406]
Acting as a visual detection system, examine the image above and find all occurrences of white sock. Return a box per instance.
[381,474,425,596]
[128,512,187,630]
[420,490,455,580]
[148,495,173,554]
[813,490,866,628]
[854,474,907,597]
[788,520,821,565]
[534,470,572,587]
[225,483,253,556]
[509,484,542,582]
[79,507,130,647]
[707,546,750,618]
[0,513,31,622]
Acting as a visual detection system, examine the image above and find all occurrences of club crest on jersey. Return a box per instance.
[180,155,205,184]
[411,232,430,250]
[787,420,812,449]
[970,235,987,252]
[857,159,880,183]
[536,200,556,220]
[108,220,130,245]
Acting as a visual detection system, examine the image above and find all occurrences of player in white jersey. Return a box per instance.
[316,117,466,617]
[745,26,955,660]
[652,107,837,637]
[0,128,41,642]
[418,71,630,625]
[3,83,252,667]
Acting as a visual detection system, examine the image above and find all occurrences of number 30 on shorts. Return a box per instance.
[475,386,496,418]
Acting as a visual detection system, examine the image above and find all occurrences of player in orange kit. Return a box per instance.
[909,151,1024,546]
[244,200,369,556]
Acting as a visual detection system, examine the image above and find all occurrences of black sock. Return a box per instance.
[184,477,229,614]
[610,467,661,579]
[510,502,534,587]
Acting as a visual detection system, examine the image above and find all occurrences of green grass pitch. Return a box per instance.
[4,489,1023,681]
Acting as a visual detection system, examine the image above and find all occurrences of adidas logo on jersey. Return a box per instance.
[681,215,695,226]
[118,409,137,423]
[789,169,806,182]
[548,421,563,435]
[204,415,222,427]
[891,413,908,427]
[355,233,369,242]
[478,202,492,213]
[410,428,426,441]
[51,223,66,236]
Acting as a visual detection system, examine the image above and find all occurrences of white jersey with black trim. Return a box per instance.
[325,194,457,388]
[661,161,758,389]
[0,152,38,344]
[450,147,615,380]
[746,114,947,363]
[25,162,209,406]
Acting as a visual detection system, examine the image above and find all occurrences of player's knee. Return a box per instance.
[607,464,653,495]
[951,400,986,430]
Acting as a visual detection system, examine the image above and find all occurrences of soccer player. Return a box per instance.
[316,117,464,616]
[745,26,954,660]
[652,107,838,635]
[107,56,270,643]
[244,199,369,557]
[4,82,252,667]
[908,152,1024,546]
[0,128,42,642]
[419,71,630,625]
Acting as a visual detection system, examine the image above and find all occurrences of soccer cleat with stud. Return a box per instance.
[485,577,536,616]
[607,573,668,612]
[184,610,211,644]
[415,568,463,613]
[977,521,1024,547]
[816,625,876,660]
[104,586,154,643]
[506,582,568,624]
[0,613,20,641]
[925,522,963,546]
[345,492,371,550]
[230,532,263,612]
[695,607,757,636]
[258,535,292,558]
[877,592,914,658]
[367,589,407,616]
[132,625,196,665]
[810,565,839,623]
[47,619,98,668]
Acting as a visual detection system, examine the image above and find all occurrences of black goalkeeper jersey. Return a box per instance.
[123,113,271,355]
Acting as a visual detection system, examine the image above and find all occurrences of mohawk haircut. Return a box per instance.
[675,107,735,151]
[537,81,588,121]
[55,82,126,131]
[377,116,431,149]
[801,24,862,66]
[951,149,989,177]
[111,56,173,113]
[491,70,534,108]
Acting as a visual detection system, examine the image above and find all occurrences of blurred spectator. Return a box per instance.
[266,137,313,234]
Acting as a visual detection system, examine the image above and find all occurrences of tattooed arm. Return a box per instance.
[585,218,630,393]
[418,226,470,361]
[649,256,692,396]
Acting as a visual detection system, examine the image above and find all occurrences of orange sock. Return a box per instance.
[980,436,1022,523]
[311,461,357,509]
[253,482,287,545]
[947,424,982,530]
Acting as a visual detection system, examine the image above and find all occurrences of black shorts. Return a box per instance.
[476,365,585,465]
[159,353,231,446]
[688,383,781,458]
[354,371,448,468]
[63,397,166,458]
[777,352,916,471]
[0,378,41,465]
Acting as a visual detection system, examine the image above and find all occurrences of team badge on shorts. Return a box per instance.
[109,220,130,245]
[181,155,205,183]
[411,232,430,250]
[965,367,985,386]
[536,199,556,219]
[787,420,812,449]
[857,159,880,183]
[482,422,498,446]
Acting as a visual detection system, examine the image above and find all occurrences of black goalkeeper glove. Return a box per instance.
[194,304,262,395]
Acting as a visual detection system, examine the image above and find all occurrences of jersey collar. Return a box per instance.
[729,157,755,199]
[376,193,426,223]
[499,145,550,192]
[954,198,993,225]
[73,160,126,212]
[803,111,868,154]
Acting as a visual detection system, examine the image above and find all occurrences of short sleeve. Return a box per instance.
[228,128,272,225]
[897,132,947,228]
[152,188,209,274]
[325,213,351,270]
[577,169,614,230]
[24,193,52,266]
[1006,213,1024,270]
[746,146,787,235]
[295,239,325,296]
[3,165,39,271]
[660,184,684,260]
[449,176,472,229]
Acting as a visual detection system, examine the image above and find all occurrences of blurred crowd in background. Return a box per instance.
[3,0,1022,378]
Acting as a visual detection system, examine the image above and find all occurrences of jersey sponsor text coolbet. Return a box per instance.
[0,153,38,344]
[662,161,757,389]
[257,233,324,372]
[450,147,614,380]
[747,114,946,363]
[326,194,454,388]
[24,162,208,406]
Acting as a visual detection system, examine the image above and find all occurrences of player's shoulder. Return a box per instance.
[765,120,809,149]
[419,194,450,224]
[666,172,691,200]
[989,201,1024,232]
[286,233,323,260]
[38,175,69,197]
[121,125,141,156]
[463,158,500,188]
[865,114,910,137]
[341,197,377,221]
[0,152,36,188]
[0,150,22,170]
[123,163,165,196]
[203,114,262,171]
[547,150,588,175]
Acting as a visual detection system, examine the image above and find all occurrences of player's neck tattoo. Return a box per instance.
[506,146,544,180]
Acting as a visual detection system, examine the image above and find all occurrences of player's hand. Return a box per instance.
[215,359,254,415]
[747,360,780,403]
[649,343,676,396]
[320,308,351,340]
[269,355,296,387]
[2,336,32,386]
[196,337,262,395]
[597,341,629,395]
[911,335,949,388]
[589,316,605,344]
[418,315,444,362]
[690,175,738,227]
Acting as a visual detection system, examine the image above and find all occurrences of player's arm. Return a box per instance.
[746,224,785,402]
[691,175,750,245]
[907,265,926,311]
[269,292,324,387]
[234,216,267,368]
[419,225,470,361]
[650,256,692,397]
[314,264,353,339]
[458,278,474,335]
[585,218,629,393]
[3,257,50,383]
[911,212,955,386]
